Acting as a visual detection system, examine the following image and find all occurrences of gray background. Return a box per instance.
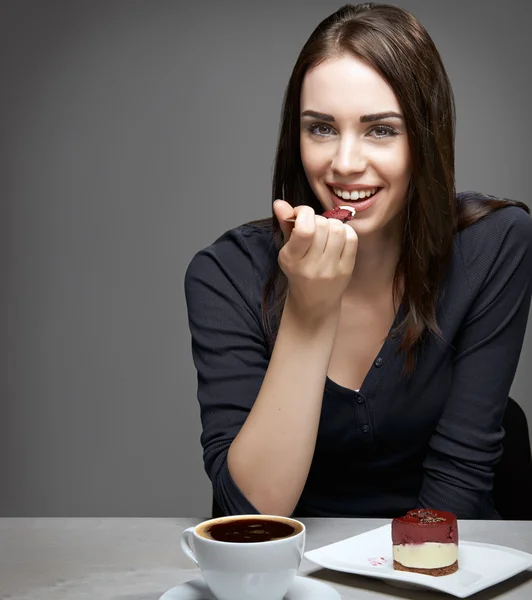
[0,0,530,517]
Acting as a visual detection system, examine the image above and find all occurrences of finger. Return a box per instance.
[283,206,316,260]
[339,224,358,269]
[273,199,296,241]
[303,215,331,261]
[322,218,348,263]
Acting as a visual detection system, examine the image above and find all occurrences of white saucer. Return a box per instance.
[305,524,532,598]
[159,575,341,599]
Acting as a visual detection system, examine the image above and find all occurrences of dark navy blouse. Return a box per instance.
[185,195,532,519]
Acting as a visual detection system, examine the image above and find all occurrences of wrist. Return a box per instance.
[281,293,341,335]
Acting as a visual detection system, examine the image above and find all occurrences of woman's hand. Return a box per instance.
[274,199,358,322]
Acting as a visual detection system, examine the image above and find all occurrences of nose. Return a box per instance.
[330,135,367,176]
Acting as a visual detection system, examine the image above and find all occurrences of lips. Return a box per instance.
[327,185,381,213]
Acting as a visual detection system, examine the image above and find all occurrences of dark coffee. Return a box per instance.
[197,517,302,543]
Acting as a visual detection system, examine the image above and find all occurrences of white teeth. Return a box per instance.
[332,187,378,201]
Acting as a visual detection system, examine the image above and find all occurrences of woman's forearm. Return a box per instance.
[227,296,340,516]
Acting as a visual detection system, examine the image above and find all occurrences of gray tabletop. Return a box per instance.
[1,518,532,600]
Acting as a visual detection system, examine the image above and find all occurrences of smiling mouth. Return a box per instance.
[327,185,382,201]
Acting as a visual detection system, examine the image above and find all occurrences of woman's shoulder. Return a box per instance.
[455,191,532,282]
[185,219,276,285]
[456,192,531,248]
[457,189,531,226]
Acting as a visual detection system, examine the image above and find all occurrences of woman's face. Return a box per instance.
[300,54,411,238]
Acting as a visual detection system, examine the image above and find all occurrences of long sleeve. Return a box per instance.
[419,207,532,518]
[184,225,275,515]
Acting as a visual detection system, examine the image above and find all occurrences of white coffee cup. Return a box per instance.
[180,514,306,600]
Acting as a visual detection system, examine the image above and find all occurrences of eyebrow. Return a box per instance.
[301,110,404,122]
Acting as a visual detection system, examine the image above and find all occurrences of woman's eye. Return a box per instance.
[306,123,334,137]
[369,125,399,138]
[304,122,399,139]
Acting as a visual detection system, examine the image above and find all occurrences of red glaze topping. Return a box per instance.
[321,206,355,222]
[392,509,458,545]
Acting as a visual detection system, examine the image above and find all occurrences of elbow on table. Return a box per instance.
[224,454,299,517]
[212,483,297,519]
[248,494,298,518]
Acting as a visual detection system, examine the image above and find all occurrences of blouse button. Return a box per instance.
[374,357,383,368]
[355,393,365,404]
[362,425,370,434]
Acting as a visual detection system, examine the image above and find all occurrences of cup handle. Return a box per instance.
[180,527,199,565]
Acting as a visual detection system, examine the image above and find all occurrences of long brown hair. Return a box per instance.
[253,3,529,373]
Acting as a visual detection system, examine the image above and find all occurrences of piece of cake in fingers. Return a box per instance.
[321,205,356,222]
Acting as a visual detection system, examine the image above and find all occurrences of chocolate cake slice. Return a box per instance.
[321,205,356,222]
[391,509,459,576]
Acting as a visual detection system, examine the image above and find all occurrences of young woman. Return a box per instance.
[185,3,532,519]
